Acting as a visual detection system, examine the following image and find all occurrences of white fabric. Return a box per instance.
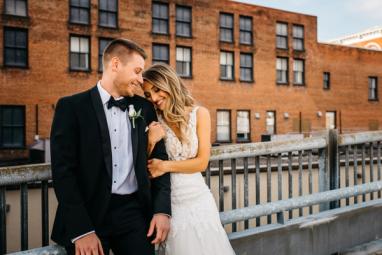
[97,82,138,194]
[159,107,235,255]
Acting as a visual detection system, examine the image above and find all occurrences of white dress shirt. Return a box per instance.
[97,81,138,194]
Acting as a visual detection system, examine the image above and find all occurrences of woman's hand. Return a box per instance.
[148,159,167,178]
[148,121,166,145]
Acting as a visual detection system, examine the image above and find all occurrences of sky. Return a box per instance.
[234,0,382,41]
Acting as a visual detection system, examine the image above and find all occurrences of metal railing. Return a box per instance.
[1,130,382,254]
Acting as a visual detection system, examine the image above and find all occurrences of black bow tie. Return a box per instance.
[107,96,128,112]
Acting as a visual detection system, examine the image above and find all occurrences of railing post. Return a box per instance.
[0,186,6,254]
[329,129,340,209]
[319,130,332,211]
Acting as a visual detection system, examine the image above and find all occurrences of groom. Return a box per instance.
[50,39,171,255]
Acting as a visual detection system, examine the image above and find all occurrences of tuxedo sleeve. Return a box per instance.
[50,98,94,240]
[145,104,171,216]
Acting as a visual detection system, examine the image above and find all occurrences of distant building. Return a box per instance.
[328,26,382,50]
[1,0,382,163]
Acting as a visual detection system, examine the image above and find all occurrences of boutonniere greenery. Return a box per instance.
[128,105,144,128]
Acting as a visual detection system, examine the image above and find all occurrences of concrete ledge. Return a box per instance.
[340,239,382,255]
[7,245,66,255]
[229,199,382,255]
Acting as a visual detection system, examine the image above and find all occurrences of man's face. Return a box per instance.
[114,52,145,97]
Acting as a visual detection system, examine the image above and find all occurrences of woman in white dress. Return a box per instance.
[142,63,235,255]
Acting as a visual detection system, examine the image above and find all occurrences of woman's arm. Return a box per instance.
[148,107,211,177]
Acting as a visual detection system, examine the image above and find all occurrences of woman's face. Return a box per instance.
[142,81,170,111]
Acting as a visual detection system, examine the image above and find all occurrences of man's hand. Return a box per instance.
[147,214,170,244]
[75,232,104,255]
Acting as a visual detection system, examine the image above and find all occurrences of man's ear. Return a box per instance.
[110,57,120,72]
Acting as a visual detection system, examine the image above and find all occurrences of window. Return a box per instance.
[70,35,90,71]
[4,0,27,16]
[266,111,276,135]
[276,22,288,49]
[176,47,192,77]
[220,13,233,43]
[217,110,231,142]
[293,59,304,85]
[293,25,304,50]
[176,5,191,37]
[237,110,250,142]
[220,51,234,80]
[240,53,253,82]
[0,106,25,149]
[240,16,252,45]
[4,27,28,68]
[99,38,113,72]
[369,77,378,101]
[152,2,169,34]
[326,111,336,129]
[276,57,288,84]
[70,0,90,24]
[152,44,169,64]
[99,0,117,28]
[323,72,330,89]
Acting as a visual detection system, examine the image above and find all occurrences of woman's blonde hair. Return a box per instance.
[143,63,194,143]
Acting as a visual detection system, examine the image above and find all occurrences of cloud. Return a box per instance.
[346,0,382,21]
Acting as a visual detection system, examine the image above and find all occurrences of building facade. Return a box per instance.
[1,0,382,163]
[329,26,382,50]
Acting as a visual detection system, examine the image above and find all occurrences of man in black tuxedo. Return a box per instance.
[50,39,171,255]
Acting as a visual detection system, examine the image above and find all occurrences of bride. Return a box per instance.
[142,63,235,255]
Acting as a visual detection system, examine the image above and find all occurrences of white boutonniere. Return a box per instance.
[128,105,143,129]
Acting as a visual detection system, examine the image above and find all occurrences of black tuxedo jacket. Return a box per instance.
[50,85,171,246]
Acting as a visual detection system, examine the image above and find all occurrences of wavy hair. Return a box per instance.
[143,63,194,143]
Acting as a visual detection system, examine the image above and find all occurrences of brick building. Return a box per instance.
[329,26,382,51]
[1,0,382,163]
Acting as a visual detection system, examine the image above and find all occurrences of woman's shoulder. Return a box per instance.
[195,106,210,117]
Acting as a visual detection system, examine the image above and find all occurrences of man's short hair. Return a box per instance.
[102,38,147,68]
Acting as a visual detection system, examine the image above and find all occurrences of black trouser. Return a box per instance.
[65,192,154,255]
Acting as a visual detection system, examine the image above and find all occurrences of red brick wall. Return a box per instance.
[1,0,382,161]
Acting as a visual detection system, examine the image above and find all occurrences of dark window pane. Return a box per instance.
[0,106,25,148]
[4,28,27,67]
[13,128,23,146]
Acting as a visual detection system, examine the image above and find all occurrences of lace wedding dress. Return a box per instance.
[158,107,235,255]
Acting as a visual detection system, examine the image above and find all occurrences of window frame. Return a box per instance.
[152,1,169,35]
[152,43,169,64]
[293,59,305,86]
[240,52,254,83]
[220,51,235,81]
[276,22,288,50]
[239,15,253,45]
[98,37,113,72]
[69,34,91,72]
[292,24,304,51]
[323,72,330,90]
[98,0,118,29]
[4,0,28,17]
[176,46,192,78]
[3,27,28,68]
[219,12,234,43]
[69,0,91,25]
[175,4,192,38]
[236,110,251,143]
[216,109,232,143]
[266,110,277,135]
[0,105,26,150]
[368,76,379,101]
[276,57,289,85]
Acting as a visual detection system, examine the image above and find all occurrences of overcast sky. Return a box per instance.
[234,0,382,41]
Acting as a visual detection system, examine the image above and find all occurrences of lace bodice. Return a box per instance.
[158,107,199,161]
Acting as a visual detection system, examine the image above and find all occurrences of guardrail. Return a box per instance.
[1,130,382,254]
